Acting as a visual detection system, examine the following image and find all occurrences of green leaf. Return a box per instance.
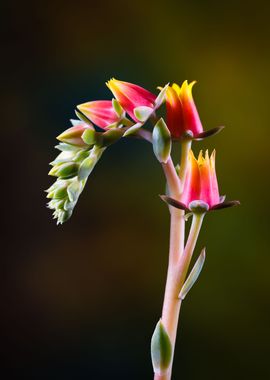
[152,118,171,163]
[82,129,97,145]
[78,156,95,181]
[134,106,153,122]
[67,179,82,202]
[112,98,124,117]
[55,162,79,179]
[151,320,172,374]
[55,143,81,152]
[154,83,169,108]
[179,248,206,300]
[123,122,142,137]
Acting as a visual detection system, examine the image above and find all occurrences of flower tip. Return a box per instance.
[106,77,117,90]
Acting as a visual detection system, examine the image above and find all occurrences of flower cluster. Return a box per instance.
[47,78,238,224]
[46,77,239,380]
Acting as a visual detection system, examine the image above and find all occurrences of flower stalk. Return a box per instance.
[46,78,239,379]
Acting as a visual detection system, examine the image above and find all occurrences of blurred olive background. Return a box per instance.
[1,0,270,379]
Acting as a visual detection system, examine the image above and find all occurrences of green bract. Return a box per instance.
[151,320,172,374]
[152,118,172,163]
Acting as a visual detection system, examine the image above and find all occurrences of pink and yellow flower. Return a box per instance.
[106,78,156,122]
[165,81,203,138]
[181,150,220,208]
[77,100,121,129]
[161,149,239,212]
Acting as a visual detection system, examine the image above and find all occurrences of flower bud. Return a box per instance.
[106,78,156,122]
[57,121,94,147]
[49,162,79,179]
[163,81,204,139]
[77,100,122,129]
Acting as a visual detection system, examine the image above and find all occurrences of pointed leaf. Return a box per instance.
[82,129,97,145]
[134,106,153,122]
[179,248,206,300]
[112,98,124,117]
[152,118,171,163]
[160,195,188,211]
[123,122,142,137]
[151,320,172,374]
[154,83,169,108]
[78,156,96,181]
[210,200,240,211]
[67,179,82,202]
[194,126,225,140]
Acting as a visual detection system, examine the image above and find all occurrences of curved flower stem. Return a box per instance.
[135,128,181,197]
[178,139,192,192]
[154,213,204,380]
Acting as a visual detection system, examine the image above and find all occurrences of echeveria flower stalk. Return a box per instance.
[46,78,239,379]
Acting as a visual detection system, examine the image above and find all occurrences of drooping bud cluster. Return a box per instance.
[46,120,108,224]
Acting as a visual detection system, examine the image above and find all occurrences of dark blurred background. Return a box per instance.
[1,0,269,379]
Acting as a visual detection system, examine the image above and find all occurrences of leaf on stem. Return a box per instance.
[152,118,172,163]
[134,106,153,122]
[151,320,172,374]
[179,247,206,300]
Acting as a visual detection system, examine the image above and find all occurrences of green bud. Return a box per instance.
[55,143,81,152]
[73,149,90,163]
[152,118,171,163]
[53,162,79,179]
[151,320,172,374]
[50,151,75,166]
[82,129,97,145]
[78,156,96,181]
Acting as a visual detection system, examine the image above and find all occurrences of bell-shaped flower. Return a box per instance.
[164,81,202,138]
[161,150,239,212]
[164,81,223,140]
[181,150,219,209]
[77,100,122,129]
[106,78,156,122]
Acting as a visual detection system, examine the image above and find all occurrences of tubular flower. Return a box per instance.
[165,81,203,138]
[106,78,156,122]
[181,150,219,209]
[77,100,122,129]
[161,150,239,212]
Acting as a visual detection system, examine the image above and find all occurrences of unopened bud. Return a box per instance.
[57,122,94,147]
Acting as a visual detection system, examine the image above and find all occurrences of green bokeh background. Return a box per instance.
[2,0,269,378]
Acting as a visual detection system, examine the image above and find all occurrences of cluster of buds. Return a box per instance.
[46,116,124,224]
